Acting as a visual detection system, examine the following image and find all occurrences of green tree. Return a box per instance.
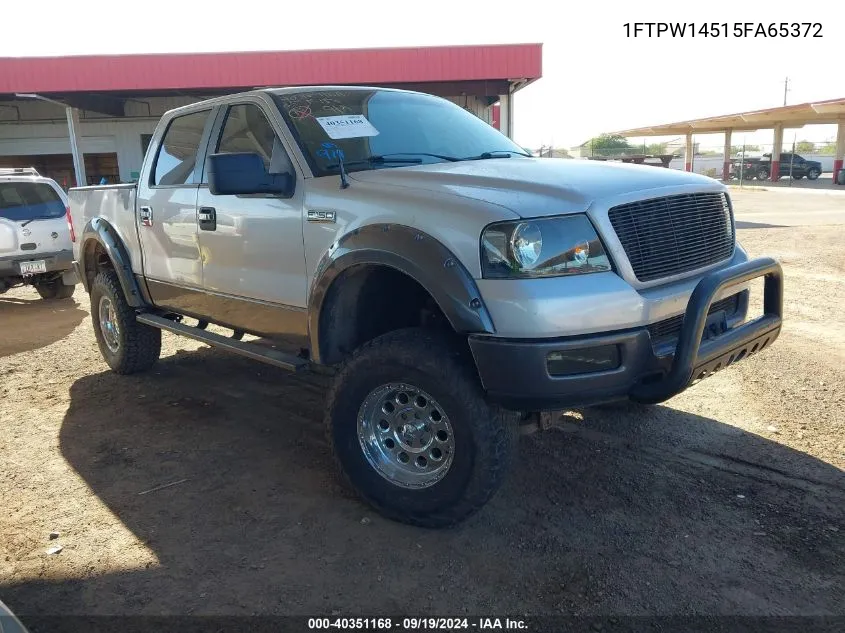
[795,140,816,153]
[586,133,632,157]
[645,142,668,155]
[817,142,836,155]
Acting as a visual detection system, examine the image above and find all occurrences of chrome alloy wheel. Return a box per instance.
[357,383,455,488]
[98,295,120,353]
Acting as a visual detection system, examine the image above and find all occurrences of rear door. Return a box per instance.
[136,108,215,303]
[780,153,796,177]
[193,98,308,337]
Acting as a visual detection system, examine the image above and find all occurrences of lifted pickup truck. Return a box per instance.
[69,87,783,527]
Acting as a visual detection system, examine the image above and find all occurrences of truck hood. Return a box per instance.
[348,157,721,217]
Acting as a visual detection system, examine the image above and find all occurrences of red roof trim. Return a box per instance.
[0,44,542,94]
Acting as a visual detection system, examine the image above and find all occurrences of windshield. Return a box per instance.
[0,182,65,222]
[273,89,527,176]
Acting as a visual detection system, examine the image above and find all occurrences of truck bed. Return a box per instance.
[68,183,142,276]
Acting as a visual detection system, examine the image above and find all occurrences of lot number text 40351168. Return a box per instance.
[623,23,823,38]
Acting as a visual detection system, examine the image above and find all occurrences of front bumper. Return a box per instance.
[469,257,783,410]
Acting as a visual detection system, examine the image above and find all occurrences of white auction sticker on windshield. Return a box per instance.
[316,114,379,140]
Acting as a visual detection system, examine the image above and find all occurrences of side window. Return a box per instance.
[215,104,293,175]
[152,110,210,186]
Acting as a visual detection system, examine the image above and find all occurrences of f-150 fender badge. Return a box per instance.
[307,210,336,223]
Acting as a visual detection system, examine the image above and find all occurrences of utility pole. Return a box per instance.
[783,77,790,106]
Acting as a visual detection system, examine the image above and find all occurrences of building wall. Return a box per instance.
[0,94,495,183]
[445,96,494,124]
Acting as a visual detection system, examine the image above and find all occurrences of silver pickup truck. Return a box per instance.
[69,86,783,527]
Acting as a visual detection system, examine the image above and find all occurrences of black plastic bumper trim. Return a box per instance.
[468,257,783,411]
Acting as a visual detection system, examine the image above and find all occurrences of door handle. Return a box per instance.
[139,206,153,227]
[198,206,217,231]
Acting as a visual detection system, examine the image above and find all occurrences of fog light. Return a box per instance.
[547,345,621,376]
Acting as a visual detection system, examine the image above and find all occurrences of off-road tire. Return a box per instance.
[90,269,161,374]
[325,327,517,528]
[35,279,75,300]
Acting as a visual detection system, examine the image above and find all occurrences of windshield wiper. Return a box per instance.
[378,152,462,162]
[21,216,57,227]
[326,155,425,170]
[463,150,532,160]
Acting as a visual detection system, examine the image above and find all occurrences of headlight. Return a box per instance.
[481,214,612,278]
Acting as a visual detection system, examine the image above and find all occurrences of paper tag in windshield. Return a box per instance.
[316,114,379,140]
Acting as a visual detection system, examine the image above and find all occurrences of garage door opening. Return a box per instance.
[0,153,119,189]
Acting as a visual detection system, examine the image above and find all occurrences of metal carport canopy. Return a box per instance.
[610,97,845,182]
[611,97,845,135]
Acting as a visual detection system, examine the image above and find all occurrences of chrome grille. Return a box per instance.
[608,192,735,282]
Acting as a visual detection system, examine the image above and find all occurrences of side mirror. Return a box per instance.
[208,152,294,197]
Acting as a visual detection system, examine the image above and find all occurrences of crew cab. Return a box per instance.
[1,168,77,299]
[734,152,823,181]
[69,87,783,527]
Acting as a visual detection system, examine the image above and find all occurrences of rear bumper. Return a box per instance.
[0,249,74,276]
[469,257,783,410]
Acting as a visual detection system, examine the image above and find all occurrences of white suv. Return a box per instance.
[0,168,78,299]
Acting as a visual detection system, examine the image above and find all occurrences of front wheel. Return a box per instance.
[35,278,75,300]
[90,269,161,374]
[807,168,820,180]
[325,328,516,528]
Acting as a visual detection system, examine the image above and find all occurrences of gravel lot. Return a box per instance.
[1,188,843,620]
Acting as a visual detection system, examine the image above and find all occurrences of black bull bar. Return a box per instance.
[630,257,783,404]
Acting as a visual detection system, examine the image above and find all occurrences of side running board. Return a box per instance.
[137,313,308,372]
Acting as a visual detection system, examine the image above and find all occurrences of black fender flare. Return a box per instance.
[79,217,148,308]
[308,224,495,363]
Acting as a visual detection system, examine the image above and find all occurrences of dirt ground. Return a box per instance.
[1,189,843,620]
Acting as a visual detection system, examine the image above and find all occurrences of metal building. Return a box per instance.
[0,44,542,187]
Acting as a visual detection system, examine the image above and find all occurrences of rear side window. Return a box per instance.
[0,182,65,222]
[153,110,210,186]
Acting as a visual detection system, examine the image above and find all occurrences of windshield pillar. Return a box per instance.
[497,93,513,139]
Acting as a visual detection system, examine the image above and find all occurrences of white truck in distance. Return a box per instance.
[69,87,783,527]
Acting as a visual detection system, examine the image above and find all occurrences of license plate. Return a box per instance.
[19,260,47,275]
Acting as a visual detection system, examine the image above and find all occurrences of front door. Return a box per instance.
[137,108,214,299]
[194,100,308,338]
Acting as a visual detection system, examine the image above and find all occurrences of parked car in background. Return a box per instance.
[733,153,823,181]
[0,168,78,299]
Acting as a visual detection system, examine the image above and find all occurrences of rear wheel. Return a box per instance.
[35,278,75,300]
[325,328,517,528]
[756,167,770,180]
[90,269,161,374]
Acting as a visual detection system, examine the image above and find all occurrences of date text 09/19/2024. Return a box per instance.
[623,22,823,38]
[307,618,528,630]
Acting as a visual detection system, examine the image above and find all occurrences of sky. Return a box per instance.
[1,0,842,150]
